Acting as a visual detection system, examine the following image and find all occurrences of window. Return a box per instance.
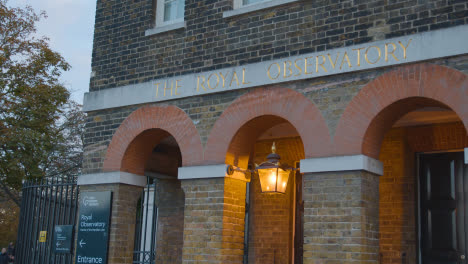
[242,0,271,6]
[234,0,272,9]
[225,0,299,18]
[156,0,185,26]
[146,0,185,36]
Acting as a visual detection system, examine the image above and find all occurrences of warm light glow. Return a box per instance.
[269,173,276,184]
[258,167,290,194]
[256,142,292,194]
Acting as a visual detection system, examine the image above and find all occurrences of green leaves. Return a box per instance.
[0,0,84,206]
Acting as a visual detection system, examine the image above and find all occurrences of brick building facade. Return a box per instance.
[79,0,468,263]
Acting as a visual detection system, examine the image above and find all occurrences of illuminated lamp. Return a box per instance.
[254,142,294,194]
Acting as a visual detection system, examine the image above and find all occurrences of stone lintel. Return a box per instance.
[83,25,468,112]
[300,154,384,176]
[224,0,300,18]
[145,21,185,36]
[78,171,147,187]
[178,164,250,182]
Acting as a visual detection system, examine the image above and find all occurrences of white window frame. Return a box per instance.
[234,0,270,9]
[156,0,184,27]
[146,0,186,36]
[225,0,300,18]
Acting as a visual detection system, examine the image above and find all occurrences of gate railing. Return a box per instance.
[16,175,79,264]
[133,177,158,264]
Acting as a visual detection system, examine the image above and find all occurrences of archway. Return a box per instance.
[227,115,305,264]
[335,63,468,264]
[205,86,332,165]
[206,87,327,263]
[103,105,200,264]
[103,105,203,172]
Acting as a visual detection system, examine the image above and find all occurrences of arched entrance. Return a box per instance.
[103,105,204,171]
[335,63,468,264]
[205,86,332,164]
[207,87,329,264]
[103,105,203,264]
[225,115,305,264]
[378,106,466,263]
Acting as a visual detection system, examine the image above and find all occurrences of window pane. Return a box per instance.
[243,0,270,5]
[177,0,184,19]
[164,0,184,22]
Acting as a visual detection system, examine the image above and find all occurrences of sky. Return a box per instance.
[9,0,96,105]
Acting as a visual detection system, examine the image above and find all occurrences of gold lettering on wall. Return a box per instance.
[327,53,340,69]
[294,58,302,76]
[398,39,412,59]
[153,37,415,99]
[207,73,219,90]
[175,80,181,95]
[365,46,381,64]
[352,47,365,66]
[155,83,160,98]
[267,63,281,80]
[316,55,327,73]
[230,71,240,86]
[194,70,250,94]
[305,57,314,75]
[284,61,293,78]
[197,76,207,92]
[340,52,352,69]
[242,68,251,85]
[219,72,227,88]
[163,81,173,96]
[385,43,399,62]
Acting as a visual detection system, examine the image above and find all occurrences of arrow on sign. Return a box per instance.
[56,242,61,248]
[79,239,86,248]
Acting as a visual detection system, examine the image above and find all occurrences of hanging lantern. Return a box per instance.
[255,142,292,194]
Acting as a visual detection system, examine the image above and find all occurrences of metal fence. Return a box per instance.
[133,177,158,264]
[16,176,79,264]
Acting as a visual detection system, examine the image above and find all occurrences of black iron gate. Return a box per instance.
[133,177,158,264]
[16,176,79,264]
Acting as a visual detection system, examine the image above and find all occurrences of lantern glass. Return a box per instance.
[257,167,290,194]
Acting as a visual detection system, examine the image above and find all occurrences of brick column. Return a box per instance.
[179,165,247,264]
[77,172,146,264]
[153,178,185,264]
[301,155,382,263]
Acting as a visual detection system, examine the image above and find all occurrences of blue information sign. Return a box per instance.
[75,191,112,264]
[53,225,73,253]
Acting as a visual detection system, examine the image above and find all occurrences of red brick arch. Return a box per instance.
[204,87,332,164]
[103,105,203,174]
[334,63,468,159]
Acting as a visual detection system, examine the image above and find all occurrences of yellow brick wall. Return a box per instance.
[248,137,304,264]
[379,128,416,264]
[378,122,467,263]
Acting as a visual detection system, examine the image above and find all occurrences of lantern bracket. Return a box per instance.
[226,165,254,180]
[226,164,299,175]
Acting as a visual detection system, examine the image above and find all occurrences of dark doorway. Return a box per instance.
[419,152,467,264]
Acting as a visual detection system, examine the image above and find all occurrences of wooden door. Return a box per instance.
[419,152,467,264]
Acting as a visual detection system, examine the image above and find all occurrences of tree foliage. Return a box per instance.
[0,0,84,206]
[0,198,19,246]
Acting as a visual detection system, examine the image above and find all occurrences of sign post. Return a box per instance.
[53,225,74,253]
[75,191,112,264]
